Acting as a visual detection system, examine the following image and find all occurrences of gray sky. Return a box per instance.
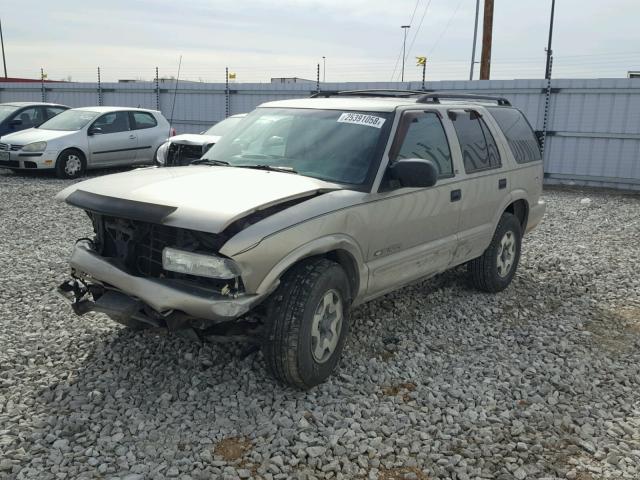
[4,0,640,83]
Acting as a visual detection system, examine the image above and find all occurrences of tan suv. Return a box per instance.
[56,90,546,388]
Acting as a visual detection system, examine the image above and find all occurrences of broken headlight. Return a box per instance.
[162,247,240,279]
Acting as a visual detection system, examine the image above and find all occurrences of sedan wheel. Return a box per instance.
[64,154,82,177]
[56,150,85,179]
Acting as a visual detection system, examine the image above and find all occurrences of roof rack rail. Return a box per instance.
[311,89,432,99]
[416,92,511,106]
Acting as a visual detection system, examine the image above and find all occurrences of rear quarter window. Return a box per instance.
[131,112,158,130]
[46,107,67,120]
[487,107,541,163]
[449,109,501,174]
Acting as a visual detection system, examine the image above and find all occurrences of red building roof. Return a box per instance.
[0,77,63,83]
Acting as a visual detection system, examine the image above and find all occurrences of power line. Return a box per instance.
[428,0,465,55]
[407,0,421,26]
[390,0,421,81]
[399,0,434,80]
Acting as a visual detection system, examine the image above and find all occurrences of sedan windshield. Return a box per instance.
[202,108,391,185]
[204,116,244,136]
[38,110,99,131]
[0,105,19,123]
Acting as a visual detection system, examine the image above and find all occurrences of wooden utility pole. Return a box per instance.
[479,0,494,80]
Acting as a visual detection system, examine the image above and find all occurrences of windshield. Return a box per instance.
[0,105,19,123]
[38,110,99,131]
[204,116,244,136]
[202,108,391,185]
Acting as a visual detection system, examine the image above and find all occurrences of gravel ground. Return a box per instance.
[1,169,639,480]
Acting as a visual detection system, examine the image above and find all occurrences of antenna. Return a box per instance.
[168,55,182,137]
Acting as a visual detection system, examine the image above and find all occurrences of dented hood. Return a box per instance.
[55,166,340,234]
[168,133,221,146]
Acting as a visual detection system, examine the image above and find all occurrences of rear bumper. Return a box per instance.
[60,240,261,324]
[526,200,546,233]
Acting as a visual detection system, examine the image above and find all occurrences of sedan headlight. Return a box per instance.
[156,141,170,165]
[162,247,240,279]
[22,141,47,152]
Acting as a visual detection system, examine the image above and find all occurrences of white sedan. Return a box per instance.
[156,113,247,166]
[0,106,171,178]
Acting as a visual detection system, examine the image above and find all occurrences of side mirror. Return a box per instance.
[88,126,102,136]
[388,158,438,188]
[9,119,23,127]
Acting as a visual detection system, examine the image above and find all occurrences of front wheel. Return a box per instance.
[263,258,351,389]
[55,149,86,179]
[468,212,522,292]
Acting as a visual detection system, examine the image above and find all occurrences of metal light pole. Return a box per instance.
[545,0,556,79]
[469,0,480,80]
[401,25,410,82]
[0,18,7,78]
[541,0,557,157]
[322,56,326,82]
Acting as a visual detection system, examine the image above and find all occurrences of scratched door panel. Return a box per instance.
[365,183,461,296]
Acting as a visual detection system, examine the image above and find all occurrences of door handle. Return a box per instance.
[450,189,462,202]
[498,178,507,189]
[129,134,136,140]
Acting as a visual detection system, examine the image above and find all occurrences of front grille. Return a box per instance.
[166,143,204,166]
[0,160,19,168]
[89,213,232,290]
[0,143,22,151]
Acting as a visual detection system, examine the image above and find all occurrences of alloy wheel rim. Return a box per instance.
[65,155,81,176]
[496,230,516,278]
[310,289,343,363]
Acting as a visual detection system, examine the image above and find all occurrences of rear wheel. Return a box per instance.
[263,258,351,389]
[468,212,522,292]
[55,149,86,179]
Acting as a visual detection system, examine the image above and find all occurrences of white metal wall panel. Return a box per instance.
[1,78,639,189]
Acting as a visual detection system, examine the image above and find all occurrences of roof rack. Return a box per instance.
[416,92,511,106]
[311,89,432,99]
[309,89,512,106]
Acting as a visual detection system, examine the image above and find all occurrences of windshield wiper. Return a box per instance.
[236,164,298,174]
[190,158,230,166]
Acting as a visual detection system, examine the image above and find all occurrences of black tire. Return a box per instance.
[263,258,351,389]
[55,149,86,179]
[468,212,522,293]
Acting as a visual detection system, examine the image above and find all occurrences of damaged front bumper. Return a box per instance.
[57,240,262,326]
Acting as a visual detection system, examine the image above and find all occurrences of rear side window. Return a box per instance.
[13,107,43,128]
[449,110,500,173]
[487,107,541,163]
[93,111,130,133]
[46,107,67,120]
[393,111,453,178]
[131,112,158,130]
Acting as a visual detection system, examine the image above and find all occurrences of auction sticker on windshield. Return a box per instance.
[337,112,386,128]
